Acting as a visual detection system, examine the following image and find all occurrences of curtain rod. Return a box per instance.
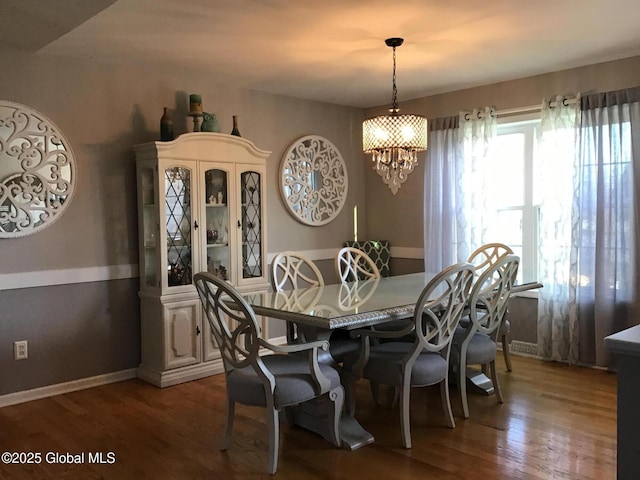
[495,97,578,117]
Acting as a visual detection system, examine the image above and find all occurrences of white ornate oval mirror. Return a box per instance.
[279,135,348,226]
[0,100,76,238]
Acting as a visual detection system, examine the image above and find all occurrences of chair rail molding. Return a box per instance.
[0,248,424,290]
[0,264,138,291]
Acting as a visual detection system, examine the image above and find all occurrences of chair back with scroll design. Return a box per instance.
[335,246,380,282]
[272,251,325,291]
[271,251,324,343]
[467,243,514,278]
[195,272,344,475]
[467,242,516,371]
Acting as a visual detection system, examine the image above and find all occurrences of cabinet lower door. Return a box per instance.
[164,301,201,369]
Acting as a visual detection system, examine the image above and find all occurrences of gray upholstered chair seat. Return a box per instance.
[228,355,342,407]
[459,317,510,335]
[363,342,448,387]
[452,327,496,365]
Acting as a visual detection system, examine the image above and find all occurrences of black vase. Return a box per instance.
[160,107,174,141]
[230,115,241,137]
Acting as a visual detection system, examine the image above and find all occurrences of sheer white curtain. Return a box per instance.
[574,88,640,366]
[424,116,461,273]
[537,88,640,367]
[424,108,496,273]
[458,107,497,256]
[537,95,580,363]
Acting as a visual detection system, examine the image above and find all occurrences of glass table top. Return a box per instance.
[242,272,542,331]
[243,272,436,330]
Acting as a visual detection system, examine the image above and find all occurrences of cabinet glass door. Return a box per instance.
[164,166,194,287]
[140,166,158,288]
[204,168,230,281]
[240,170,263,279]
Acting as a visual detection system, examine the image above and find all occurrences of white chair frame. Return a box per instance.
[195,272,343,474]
[453,254,520,418]
[335,246,380,282]
[467,243,515,371]
[345,263,475,448]
[271,251,325,343]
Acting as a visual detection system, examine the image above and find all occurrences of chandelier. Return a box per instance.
[363,38,428,195]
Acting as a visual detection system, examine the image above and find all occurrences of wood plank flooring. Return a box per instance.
[0,356,617,479]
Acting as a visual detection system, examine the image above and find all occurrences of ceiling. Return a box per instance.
[3,0,640,108]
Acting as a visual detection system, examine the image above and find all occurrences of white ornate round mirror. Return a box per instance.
[0,100,76,238]
[279,135,348,226]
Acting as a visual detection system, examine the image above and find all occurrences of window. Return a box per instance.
[487,115,540,283]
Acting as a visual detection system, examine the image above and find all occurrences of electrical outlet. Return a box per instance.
[14,340,28,360]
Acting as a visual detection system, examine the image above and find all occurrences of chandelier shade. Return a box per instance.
[362,112,428,153]
[363,37,428,194]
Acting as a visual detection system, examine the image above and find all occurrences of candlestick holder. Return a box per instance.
[188,112,203,132]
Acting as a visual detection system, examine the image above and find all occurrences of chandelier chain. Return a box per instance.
[391,46,398,111]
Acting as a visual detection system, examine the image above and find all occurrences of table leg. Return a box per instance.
[285,399,374,450]
[287,325,375,449]
[339,414,375,450]
[465,367,495,396]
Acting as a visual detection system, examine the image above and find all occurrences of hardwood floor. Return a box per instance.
[0,356,616,479]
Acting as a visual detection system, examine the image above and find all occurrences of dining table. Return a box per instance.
[241,272,542,450]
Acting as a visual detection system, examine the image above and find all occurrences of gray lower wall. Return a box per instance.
[508,297,538,345]
[0,278,140,396]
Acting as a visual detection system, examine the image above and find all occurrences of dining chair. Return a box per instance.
[335,246,381,282]
[450,254,520,419]
[194,272,344,475]
[467,243,515,371]
[343,263,475,448]
[271,251,324,343]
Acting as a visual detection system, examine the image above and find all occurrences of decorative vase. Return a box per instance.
[160,107,174,141]
[230,115,241,137]
[201,112,221,132]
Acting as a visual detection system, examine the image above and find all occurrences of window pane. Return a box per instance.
[490,133,525,207]
[486,209,524,284]
[488,209,523,247]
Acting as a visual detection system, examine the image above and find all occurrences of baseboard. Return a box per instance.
[137,360,225,388]
[0,368,137,408]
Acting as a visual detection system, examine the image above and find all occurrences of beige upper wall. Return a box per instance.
[364,55,640,250]
[2,49,638,274]
[0,48,365,275]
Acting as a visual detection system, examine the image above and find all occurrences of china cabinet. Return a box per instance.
[134,133,270,387]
